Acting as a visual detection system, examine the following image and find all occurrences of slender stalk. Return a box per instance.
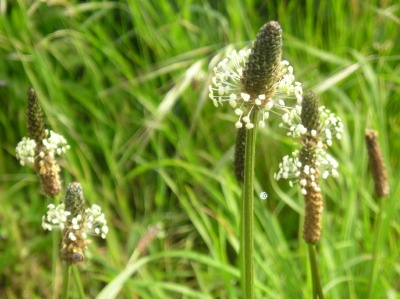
[72,265,86,298]
[308,244,324,299]
[240,111,258,298]
[52,234,60,299]
[365,129,389,298]
[61,263,71,299]
[368,201,387,299]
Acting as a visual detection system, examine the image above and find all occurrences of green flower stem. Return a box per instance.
[61,263,85,299]
[240,111,258,298]
[62,263,71,299]
[368,204,386,299]
[52,234,60,295]
[72,265,86,299]
[308,244,324,299]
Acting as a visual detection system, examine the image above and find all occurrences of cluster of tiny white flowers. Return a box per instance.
[42,203,109,240]
[40,130,70,158]
[318,107,344,146]
[209,48,303,129]
[15,137,37,166]
[279,105,344,146]
[274,149,339,195]
[42,203,70,231]
[85,204,109,239]
[275,61,303,102]
[209,49,251,108]
[279,104,305,138]
[275,100,343,193]
[15,130,70,165]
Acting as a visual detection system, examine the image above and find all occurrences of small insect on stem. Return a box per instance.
[72,252,84,263]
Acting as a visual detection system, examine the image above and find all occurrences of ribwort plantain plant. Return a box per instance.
[15,87,108,298]
[42,182,108,298]
[365,129,390,298]
[42,182,108,264]
[209,21,306,297]
[275,91,343,298]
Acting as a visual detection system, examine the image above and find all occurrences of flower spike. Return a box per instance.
[27,87,47,143]
[15,87,70,196]
[42,182,108,264]
[275,91,343,243]
[365,129,389,197]
[241,21,282,99]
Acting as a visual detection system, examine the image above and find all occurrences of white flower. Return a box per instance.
[42,203,108,240]
[84,204,109,239]
[209,50,303,129]
[15,137,37,166]
[42,130,70,156]
[16,130,70,166]
[279,104,344,146]
[274,148,339,194]
[42,203,70,231]
[317,106,344,146]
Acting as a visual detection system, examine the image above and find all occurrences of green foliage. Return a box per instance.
[1,0,399,298]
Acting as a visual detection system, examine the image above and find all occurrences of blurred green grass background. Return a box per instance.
[1,0,399,298]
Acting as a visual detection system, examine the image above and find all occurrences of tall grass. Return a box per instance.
[1,0,399,298]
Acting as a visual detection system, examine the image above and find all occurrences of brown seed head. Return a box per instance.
[302,189,323,244]
[299,91,323,244]
[61,227,86,265]
[365,129,389,197]
[35,147,62,197]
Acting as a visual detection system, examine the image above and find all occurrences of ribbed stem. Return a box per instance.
[366,129,390,298]
[240,111,258,298]
[308,244,325,299]
[61,263,71,299]
[234,124,246,183]
[72,265,86,298]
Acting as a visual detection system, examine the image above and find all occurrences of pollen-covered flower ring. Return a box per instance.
[16,129,70,166]
[275,92,342,195]
[209,21,303,129]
